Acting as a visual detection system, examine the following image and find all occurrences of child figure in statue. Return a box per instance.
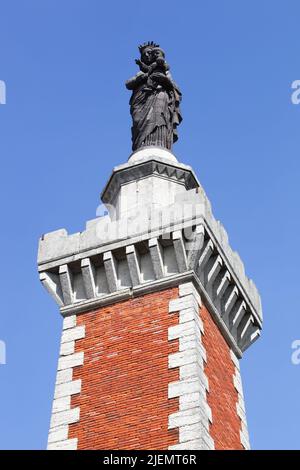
[135,50,169,75]
[135,47,169,90]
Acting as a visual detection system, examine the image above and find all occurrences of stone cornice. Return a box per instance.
[101,157,199,205]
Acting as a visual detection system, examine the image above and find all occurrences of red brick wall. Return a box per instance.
[200,304,243,450]
[69,288,179,450]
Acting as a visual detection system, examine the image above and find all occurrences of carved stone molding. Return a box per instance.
[101,157,199,206]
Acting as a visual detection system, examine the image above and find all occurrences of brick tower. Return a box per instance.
[38,45,262,450]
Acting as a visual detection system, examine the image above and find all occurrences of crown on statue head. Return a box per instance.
[138,41,160,53]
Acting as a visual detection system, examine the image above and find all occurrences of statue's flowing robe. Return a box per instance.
[129,72,182,151]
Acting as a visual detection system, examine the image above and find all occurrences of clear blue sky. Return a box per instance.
[0,0,299,450]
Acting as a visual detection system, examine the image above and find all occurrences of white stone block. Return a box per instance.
[48,425,68,444]
[179,423,214,447]
[58,352,84,371]
[168,321,200,341]
[61,326,85,344]
[52,396,71,413]
[169,295,198,313]
[179,283,201,305]
[236,401,247,424]
[179,308,204,332]
[179,390,209,412]
[103,250,118,292]
[169,439,202,450]
[54,379,81,399]
[56,368,73,385]
[169,407,203,429]
[149,238,164,279]
[179,392,203,409]
[237,394,246,413]
[202,437,215,450]
[63,316,76,330]
[240,428,250,450]
[233,373,243,395]
[59,341,75,356]
[126,244,142,286]
[241,422,250,442]
[179,336,201,354]
[179,335,204,357]
[179,364,208,390]
[178,307,197,322]
[230,349,240,369]
[173,232,188,272]
[169,349,198,369]
[59,264,73,305]
[50,407,80,428]
[48,438,78,450]
[203,401,212,423]
[81,258,96,299]
[168,378,202,398]
[175,398,212,424]
[179,338,207,362]
[179,422,202,442]
[40,272,64,307]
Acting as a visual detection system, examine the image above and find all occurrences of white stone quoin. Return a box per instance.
[47,315,85,450]
[168,282,214,450]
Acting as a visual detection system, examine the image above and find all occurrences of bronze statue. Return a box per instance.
[126,42,182,152]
